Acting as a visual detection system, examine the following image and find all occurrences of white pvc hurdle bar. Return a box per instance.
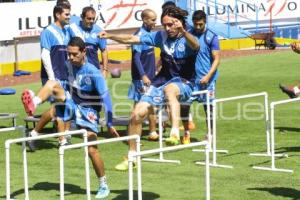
[59,135,141,200]
[1,126,25,200]
[253,97,300,173]
[5,129,88,200]
[197,92,270,168]
[128,141,210,200]
[143,90,210,164]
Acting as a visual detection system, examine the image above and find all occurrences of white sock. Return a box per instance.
[170,127,179,138]
[188,113,193,121]
[33,96,42,107]
[30,129,39,137]
[293,86,300,94]
[149,131,158,136]
[99,176,107,186]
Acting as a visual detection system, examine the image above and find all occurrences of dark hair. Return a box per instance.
[161,6,188,28]
[56,0,71,7]
[68,37,86,51]
[53,4,70,21]
[162,1,176,10]
[81,6,96,18]
[192,10,206,22]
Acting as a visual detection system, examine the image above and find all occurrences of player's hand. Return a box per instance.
[99,31,109,39]
[142,75,151,86]
[102,68,108,79]
[172,19,185,34]
[200,75,210,85]
[108,126,120,138]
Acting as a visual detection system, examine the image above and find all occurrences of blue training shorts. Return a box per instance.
[190,80,216,104]
[128,80,146,102]
[55,92,100,133]
[140,77,193,106]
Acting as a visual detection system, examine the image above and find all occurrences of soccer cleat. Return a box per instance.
[115,157,136,171]
[165,136,180,146]
[279,84,297,99]
[95,184,110,199]
[21,89,36,116]
[148,132,159,141]
[182,135,190,145]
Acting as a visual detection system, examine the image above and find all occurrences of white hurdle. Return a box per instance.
[5,128,88,200]
[253,97,300,173]
[143,90,210,164]
[197,92,270,168]
[1,126,24,200]
[59,135,141,200]
[128,141,210,200]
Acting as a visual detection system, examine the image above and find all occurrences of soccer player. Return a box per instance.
[99,6,199,170]
[181,10,220,144]
[22,37,118,199]
[69,6,109,78]
[127,9,158,141]
[22,3,72,151]
[279,41,300,98]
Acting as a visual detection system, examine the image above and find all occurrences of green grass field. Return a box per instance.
[1,51,300,200]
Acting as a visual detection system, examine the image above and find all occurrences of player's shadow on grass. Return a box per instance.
[5,182,160,200]
[110,189,160,200]
[275,146,300,154]
[248,187,300,200]
[5,182,87,199]
[275,126,300,133]
[249,155,288,167]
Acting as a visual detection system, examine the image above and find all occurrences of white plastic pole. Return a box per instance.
[142,105,180,164]
[205,143,210,200]
[22,128,29,200]
[198,92,272,168]
[83,131,90,200]
[212,100,217,165]
[5,129,87,200]
[253,98,298,173]
[132,141,209,200]
[59,135,141,200]
[264,93,270,155]
[3,126,25,200]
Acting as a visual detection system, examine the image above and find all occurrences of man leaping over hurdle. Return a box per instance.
[21,37,118,199]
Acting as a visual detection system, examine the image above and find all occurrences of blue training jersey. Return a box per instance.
[192,28,220,83]
[66,61,113,127]
[40,23,70,81]
[131,26,155,81]
[140,30,197,87]
[69,21,107,69]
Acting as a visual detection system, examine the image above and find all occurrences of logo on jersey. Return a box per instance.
[84,77,92,85]
[152,96,162,103]
[177,43,185,52]
[87,111,97,123]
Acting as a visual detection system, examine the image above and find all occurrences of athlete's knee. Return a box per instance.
[130,104,148,123]
[164,84,179,100]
